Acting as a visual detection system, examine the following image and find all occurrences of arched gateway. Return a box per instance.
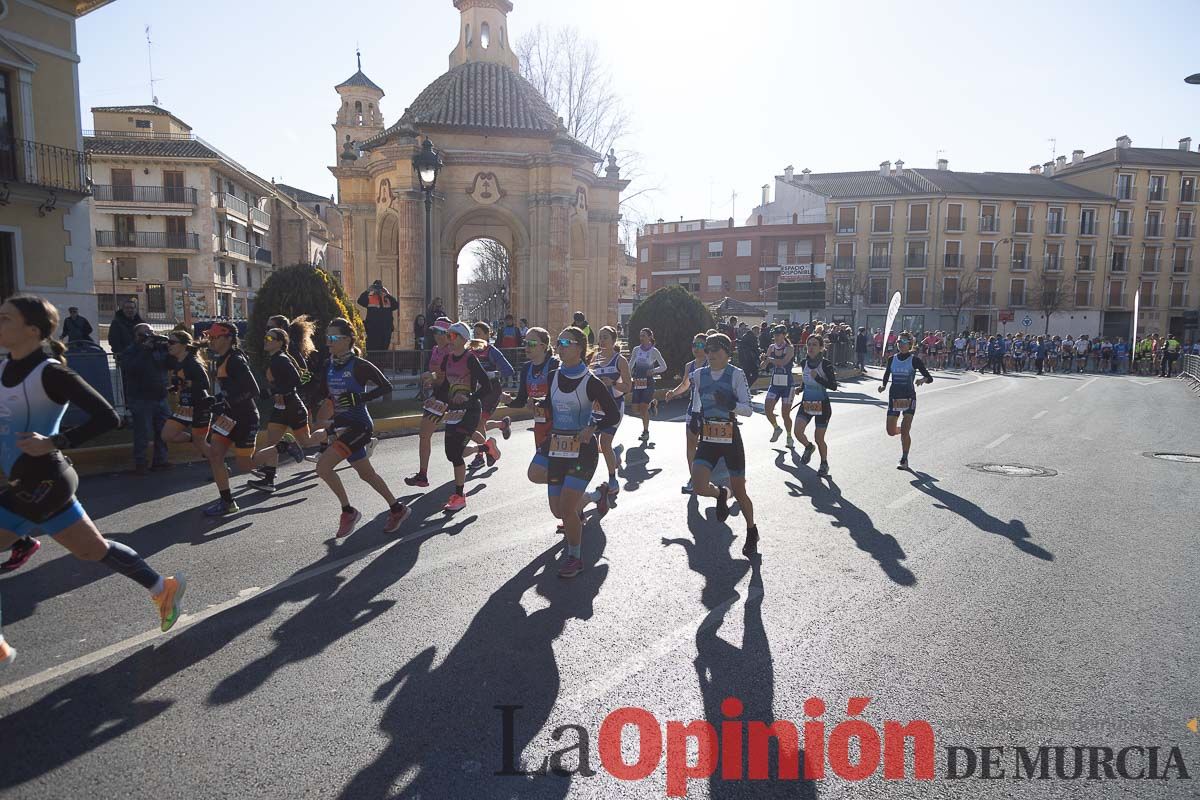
[330,0,628,344]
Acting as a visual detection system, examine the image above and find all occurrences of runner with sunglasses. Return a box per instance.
[689,333,759,557]
[586,325,630,512]
[664,332,708,494]
[431,322,500,513]
[160,329,212,463]
[467,322,514,470]
[793,333,838,476]
[317,318,411,537]
[761,325,796,447]
[404,317,453,487]
[628,327,667,443]
[527,327,620,578]
[878,331,933,470]
[506,327,558,449]
[203,322,262,517]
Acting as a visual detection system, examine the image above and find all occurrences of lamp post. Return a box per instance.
[108,258,116,314]
[412,138,443,321]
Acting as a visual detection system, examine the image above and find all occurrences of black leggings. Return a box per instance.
[443,403,482,466]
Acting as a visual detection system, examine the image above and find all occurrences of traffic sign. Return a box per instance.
[1022,315,1033,328]
[998,309,1014,323]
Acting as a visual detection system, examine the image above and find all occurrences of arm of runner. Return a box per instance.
[649,348,668,376]
[226,352,260,403]
[352,358,394,403]
[488,345,516,378]
[615,354,632,395]
[666,363,692,400]
[273,354,302,394]
[913,355,934,384]
[819,359,838,391]
[879,359,893,391]
[508,364,530,407]
[467,355,491,401]
[732,368,752,417]
[586,374,621,432]
[42,362,122,447]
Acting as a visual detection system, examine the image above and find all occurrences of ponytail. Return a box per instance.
[8,294,66,363]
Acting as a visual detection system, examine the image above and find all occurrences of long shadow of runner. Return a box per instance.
[776,452,916,586]
[339,523,609,799]
[620,441,662,494]
[660,497,817,798]
[907,471,1053,560]
[0,492,478,791]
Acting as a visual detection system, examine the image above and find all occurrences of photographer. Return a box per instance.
[121,323,172,474]
[357,279,400,352]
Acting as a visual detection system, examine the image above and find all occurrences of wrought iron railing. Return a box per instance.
[0,137,90,194]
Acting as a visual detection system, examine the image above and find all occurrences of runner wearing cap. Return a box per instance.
[506,327,558,449]
[160,329,213,463]
[404,317,453,487]
[203,322,262,516]
[761,325,796,447]
[878,331,933,470]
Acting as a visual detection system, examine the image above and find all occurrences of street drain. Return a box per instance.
[967,463,1058,478]
[1145,452,1200,463]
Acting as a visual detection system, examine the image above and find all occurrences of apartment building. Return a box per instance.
[635,217,829,321]
[0,0,112,316]
[1051,135,1200,340]
[273,183,344,284]
[751,161,1117,335]
[86,105,275,323]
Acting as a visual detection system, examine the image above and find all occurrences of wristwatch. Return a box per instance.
[51,433,71,451]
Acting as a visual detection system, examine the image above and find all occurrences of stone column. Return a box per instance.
[547,199,571,334]
[394,191,427,341]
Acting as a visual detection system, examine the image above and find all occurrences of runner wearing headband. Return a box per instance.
[878,331,933,470]
[203,322,262,517]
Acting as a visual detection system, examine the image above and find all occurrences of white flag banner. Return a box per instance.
[1131,289,1140,364]
[880,291,902,373]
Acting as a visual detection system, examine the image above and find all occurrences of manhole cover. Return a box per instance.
[967,463,1057,478]
[1145,452,1200,463]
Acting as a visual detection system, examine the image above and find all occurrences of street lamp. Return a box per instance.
[412,138,444,318]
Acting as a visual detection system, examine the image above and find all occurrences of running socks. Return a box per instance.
[389,500,405,514]
[455,484,465,496]
[566,542,582,558]
[100,541,162,592]
[220,488,234,503]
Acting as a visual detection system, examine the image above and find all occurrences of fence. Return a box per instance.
[1181,354,1200,386]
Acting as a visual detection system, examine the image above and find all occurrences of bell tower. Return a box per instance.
[448,0,519,71]
[333,50,385,163]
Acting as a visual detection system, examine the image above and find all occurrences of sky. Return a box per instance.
[78,0,1200,277]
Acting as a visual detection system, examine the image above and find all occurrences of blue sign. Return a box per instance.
[1022,315,1033,328]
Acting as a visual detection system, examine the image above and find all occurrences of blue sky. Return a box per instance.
[79,0,1200,234]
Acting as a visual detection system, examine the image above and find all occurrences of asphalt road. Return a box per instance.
[1,367,1198,799]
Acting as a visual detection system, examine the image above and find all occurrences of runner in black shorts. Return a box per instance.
[161,330,212,462]
[793,334,838,477]
[433,323,500,513]
[203,323,261,516]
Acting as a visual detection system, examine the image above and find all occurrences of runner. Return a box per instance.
[760,325,796,447]
[1074,335,1089,373]
[0,295,187,636]
[664,332,708,494]
[246,328,330,492]
[404,317,452,487]
[272,315,327,453]
[586,325,630,511]
[315,318,411,537]
[793,334,838,477]
[688,333,759,557]
[526,326,620,577]
[430,322,500,513]
[467,322,513,469]
[878,331,934,470]
[506,327,558,450]
[628,327,667,443]
[203,322,262,517]
[160,329,212,462]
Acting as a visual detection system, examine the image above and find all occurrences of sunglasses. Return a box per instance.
[557,337,579,348]
[692,342,705,349]
[526,340,544,348]
[326,334,348,342]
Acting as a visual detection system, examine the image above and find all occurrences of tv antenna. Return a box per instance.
[146,25,160,105]
[1048,138,1057,160]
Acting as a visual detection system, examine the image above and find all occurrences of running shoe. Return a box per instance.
[607,478,620,500]
[770,425,783,443]
[247,477,276,493]
[0,638,14,668]
[383,504,412,534]
[1,536,40,572]
[286,438,305,464]
[336,508,362,538]
[305,453,321,463]
[681,480,694,494]
[800,443,816,465]
[817,461,830,477]
[716,486,731,523]
[786,435,795,449]
[365,437,379,459]
[251,467,269,480]
[500,415,512,440]
[897,456,909,471]
[404,473,430,488]
[153,574,187,632]
[613,444,624,472]
[742,526,760,558]
[203,498,239,517]
[468,453,486,470]
[639,430,650,442]
[557,555,584,578]
[443,494,467,513]
[484,438,501,467]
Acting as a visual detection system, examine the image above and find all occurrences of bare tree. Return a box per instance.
[460,239,510,321]
[1033,273,1068,335]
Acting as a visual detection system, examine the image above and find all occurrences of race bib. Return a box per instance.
[423,398,448,417]
[701,420,734,444]
[772,373,791,387]
[273,394,286,411]
[892,398,912,412]
[633,378,649,390]
[444,408,466,426]
[176,405,194,422]
[212,414,236,436]
[534,406,548,424]
[549,433,581,459]
[802,400,824,417]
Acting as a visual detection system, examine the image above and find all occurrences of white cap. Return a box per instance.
[448,322,472,342]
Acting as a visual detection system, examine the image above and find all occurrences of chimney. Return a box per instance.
[1072,149,1084,164]
[880,161,891,176]
[801,167,811,184]
[1116,135,1132,149]
[1029,165,1042,175]
[784,165,794,180]
[1043,161,1054,176]
[936,158,948,171]
[1056,155,1067,171]
[895,158,905,172]
[1180,137,1192,152]
[761,184,770,206]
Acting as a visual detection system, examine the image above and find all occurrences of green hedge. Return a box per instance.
[246,265,365,368]
[627,286,716,380]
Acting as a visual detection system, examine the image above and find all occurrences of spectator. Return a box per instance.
[357,279,400,352]
[519,318,529,339]
[759,322,772,354]
[572,311,595,345]
[496,314,523,349]
[61,306,94,344]
[855,327,868,371]
[423,297,447,351]
[108,297,143,362]
[122,323,171,475]
[413,313,427,350]
[738,324,760,386]
[1160,334,1181,377]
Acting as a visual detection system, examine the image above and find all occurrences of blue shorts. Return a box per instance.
[594,407,623,437]
[629,385,655,405]
[766,384,795,402]
[0,497,86,537]
[887,394,916,417]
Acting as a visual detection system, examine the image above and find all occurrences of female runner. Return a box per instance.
[627,328,667,443]
[664,332,708,494]
[161,329,212,461]
[467,322,514,469]
[877,332,933,470]
[793,334,838,477]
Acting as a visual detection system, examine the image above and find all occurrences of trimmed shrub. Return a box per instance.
[246,265,364,367]
[626,286,716,380]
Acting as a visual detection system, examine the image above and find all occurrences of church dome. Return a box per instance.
[402,61,558,134]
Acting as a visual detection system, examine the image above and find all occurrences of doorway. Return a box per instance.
[456,237,510,325]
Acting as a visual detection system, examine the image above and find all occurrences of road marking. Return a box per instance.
[1033,410,1049,420]
[886,489,923,509]
[1074,376,1099,393]
[984,433,1012,449]
[1058,395,1071,402]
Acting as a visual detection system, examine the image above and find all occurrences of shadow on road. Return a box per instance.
[907,471,1053,561]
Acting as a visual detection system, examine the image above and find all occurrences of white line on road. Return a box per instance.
[886,489,923,509]
[1058,395,1071,402]
[985,433,1012,449]
[1074,376,1099,393]
[1033,410,1049,420]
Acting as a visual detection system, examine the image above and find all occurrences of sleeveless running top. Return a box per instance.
[801,358,830,402]
[0,360,64,474]
[591,351,624,401]
[631,346,656,379]
[889,354,916,397]
[327,356,371,426]
[768,343,793,387]
[696,366,737,422]
[550,367,594,433]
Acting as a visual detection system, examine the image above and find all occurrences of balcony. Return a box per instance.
[978,255,997,270]
[1045,256,1063,272]
[944,216,965,233]
[1009,292,1027,307]
[1106,293,1126,308]
[836,223,856,234]
[1011,256,1029,271]
[1178,222,1195,239]
[1079,220,1098,236]
[250,206,271,230]
[870,223,892,234]
[1013,218,1035,235]
[943,253,963,269]
[979,216,999,233]
[95,230,200,250]
[1145,221,1163,238]
[221,236,251,259]
[1173,260,1192,274]
[1169,293,1189,309]
[1077,256,1094,272]
[93,184,198,205]
[1116,185,1136,202]
[0,137,90,196]
[1046,219,1065,235]
[904,254,927,269]
[216,193,249,218]
[1142,257,1159,273]
[1112,221,1133,237]
[254,247,272,265]
[869,255,890,270]
[833,256,856,270]
[1110,257,1128,273]
[1181,187,1197,204]
[1148,186,1167,203]
[907,221,929,234]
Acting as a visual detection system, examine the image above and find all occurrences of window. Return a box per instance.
[868,277,889,304]
[1080,208,1097,235]
[1140,280,1155,306]
[1078,244,1094,271]
[1149,175,1166,202]
[707,241,723,258]
[1174,247,1192,273]
[98,293,137,314]
[1111,246,1128,272]
[246,268,253,289]
[1075,279,1091,306]
[639,278,648,291]
[1047,207,1064,234]
[834,278,852,305]
[905,277,924,305]
[1045,243,1062,271]
[977,277,993,305]
[166,216,187,248]
[111,168,133,201]
[115,257,137,280]
[1010,278,1026,306]
[134,119,151,129]
[146,283,166,313]
[870,241,890,270]
[836,207,856,234]
[665,245,678,263]
[905,241,927,269]
[1108,280,1124,306]
[942,277,959,305]
[978,241,996,270]
[1181,176,1196,203]
[946,203,964,232]
[1146,210,1162,238]
[639,248,648,263]
[167,258,188,281]
[1114,209,1132,237]
[1170,282,1186,306]
[480,21,490,49]
[679,243,700,267]
[217,261,227,282]
[218,293,231,317]
[735,275,751,291]
[793,240,813,260]
[1014,205,1033,234]
[1116,173,1134,200]
[1012,242,1028,270]
[707,275,723,289]
[115,214,136,245]
[872,205,892,233]
[1179,211,1195,238]
[736,240,751,258]
[230,262,239,286]
[835,242,855,270]
[1143,246,1159,272]
[163,171,185,203]
[980,203,999,232]
[775,241,788,265]
[908,203,928,232]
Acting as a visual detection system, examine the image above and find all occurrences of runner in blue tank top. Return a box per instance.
[584,325,630,514]
[760,325,796,447]
[878,331,933,470]
[664,332,708,494]
[793,333,838,477]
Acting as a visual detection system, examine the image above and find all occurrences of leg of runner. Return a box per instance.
[682,423,699,493]
[781,393,795,448]
[793,412,815,464]
[406,413,438,487]
[315,445,360,538]
[248,424,286,492]
[204,437,240,516]
[729,476,759,557]
[898,412,915,469]
[764,395,781,441]
[0,592,12,667]
[348,457,410,534]
[556,484,587,578]
[885,412,905,468]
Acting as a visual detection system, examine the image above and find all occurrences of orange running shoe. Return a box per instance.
[153,574,187,632]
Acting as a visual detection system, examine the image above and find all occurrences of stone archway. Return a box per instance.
[440,204,529,324]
